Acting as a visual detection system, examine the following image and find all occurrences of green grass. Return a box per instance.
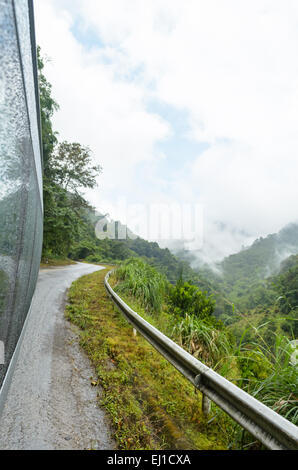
[114,259,298,448]
[40,257,76,267]
[66,267,228,450]
[171,313,235,371]
[66,261,297,450]
[224,324,298,449]
[115,258,167,313]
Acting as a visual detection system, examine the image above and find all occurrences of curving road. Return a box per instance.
[0,263,116,450]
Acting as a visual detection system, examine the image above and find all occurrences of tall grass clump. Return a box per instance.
[172,313,233,369]
[245,333,298,424]
[115,258,168,313]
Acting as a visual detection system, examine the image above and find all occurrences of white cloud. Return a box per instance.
[34,0,298,260]
[34,0,171,206]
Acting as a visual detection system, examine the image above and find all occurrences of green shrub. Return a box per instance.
[69,241,96,260]
[85,254,102,263]
[237,348,272,382]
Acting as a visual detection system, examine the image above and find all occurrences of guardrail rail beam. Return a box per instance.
[105,270,298,450]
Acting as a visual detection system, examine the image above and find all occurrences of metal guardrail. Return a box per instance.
[105,271,298,450]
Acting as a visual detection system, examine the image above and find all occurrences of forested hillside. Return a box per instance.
[219,223,298,308]
[38,48,102,260]
[187,225,298,342]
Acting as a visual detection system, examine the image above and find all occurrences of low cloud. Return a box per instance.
[35,0,298,261]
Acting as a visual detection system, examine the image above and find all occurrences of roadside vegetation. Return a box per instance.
[114,260,297,422]
[115,258,168,313]
[66,266,230,450]
[66,259,297,450]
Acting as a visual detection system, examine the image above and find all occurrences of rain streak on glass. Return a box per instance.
[0,0,43,388]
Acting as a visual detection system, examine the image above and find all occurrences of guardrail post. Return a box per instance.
[133,328,137,337]
[194,374,211,417]
[202,393,211,417]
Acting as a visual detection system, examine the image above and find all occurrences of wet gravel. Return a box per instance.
[0,263,116,450]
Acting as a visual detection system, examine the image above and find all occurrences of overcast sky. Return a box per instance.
[34,0,298,261]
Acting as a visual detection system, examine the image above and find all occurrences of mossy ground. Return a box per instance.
[66,267,230,450]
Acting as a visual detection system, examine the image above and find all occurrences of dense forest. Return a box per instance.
[188,224,298,341]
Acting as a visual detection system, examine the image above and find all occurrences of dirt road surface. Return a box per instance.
[0,263,116,450]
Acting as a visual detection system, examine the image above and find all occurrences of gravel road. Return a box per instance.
[0,263,116,450]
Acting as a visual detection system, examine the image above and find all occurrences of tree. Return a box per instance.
[51,141,102,194]
[42,182,81,256]
[37,48,102,258]
[37,47,59,173]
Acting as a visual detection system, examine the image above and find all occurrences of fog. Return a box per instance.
[35,1,298,264]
